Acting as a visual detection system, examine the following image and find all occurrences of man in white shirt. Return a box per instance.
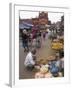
[24,48,36,71]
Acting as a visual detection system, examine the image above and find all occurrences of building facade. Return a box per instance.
[19,11,49,30]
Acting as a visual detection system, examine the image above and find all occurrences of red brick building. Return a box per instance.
[39,12,48,25]
[20,11,49,30]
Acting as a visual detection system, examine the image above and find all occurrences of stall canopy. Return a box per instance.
[22,22,33,27]
[19,22,33,30]
[19,23,30,29]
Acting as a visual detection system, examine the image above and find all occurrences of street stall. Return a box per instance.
[34,51,64,78]
[35,65,52,78]
[19,22,33,31]
[34,58,53,78]
[34,56,54,78]
[19,22,33,38]
[52,39,63,50]
[57,35,64,44]
[51,35,64,58]
[47,55,60,77]
[19,22,34,49]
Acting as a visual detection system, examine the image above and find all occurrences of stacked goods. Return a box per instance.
[35,67,52,78]
[52,42,63,50]
[35,65,48,78]
[35,62,48,78]
[40,65,48,74]
[35,64,52,78]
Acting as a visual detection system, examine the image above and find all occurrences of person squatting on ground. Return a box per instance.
[24,48,37,71]
[55,53,64,76]
[49,53,64,77]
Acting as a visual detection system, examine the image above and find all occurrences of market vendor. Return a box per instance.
[55,55,64,76]
[48,53,60,77]
[55,53,62,69]
[49,62,59,77]
[24,48,36,71]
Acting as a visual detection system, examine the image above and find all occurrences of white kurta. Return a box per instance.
[24,52,35,66]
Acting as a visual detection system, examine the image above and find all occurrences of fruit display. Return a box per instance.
[35,67,52,78]
[52,41,63,50]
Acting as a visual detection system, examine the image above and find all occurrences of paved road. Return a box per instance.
[19,37,56,79]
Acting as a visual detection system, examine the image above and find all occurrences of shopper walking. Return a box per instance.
[22,29,29,52]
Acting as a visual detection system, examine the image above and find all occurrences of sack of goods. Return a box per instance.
[40,65,48,74]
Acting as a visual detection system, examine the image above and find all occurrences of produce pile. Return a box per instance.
[34,54,64,78]
[35,65,52,78]
[52,39,64,50]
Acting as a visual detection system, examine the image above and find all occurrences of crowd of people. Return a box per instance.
[24,48,64,78]
[21,29,49,52]
[20,28,64,78]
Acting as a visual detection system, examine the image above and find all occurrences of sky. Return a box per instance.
[20,11,64,23]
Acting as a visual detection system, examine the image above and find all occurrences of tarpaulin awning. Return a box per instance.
[19,23,30,29]
[23,22,33,27]
[19,22,34,30]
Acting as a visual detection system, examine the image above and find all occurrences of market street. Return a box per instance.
[19,37,56,79]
